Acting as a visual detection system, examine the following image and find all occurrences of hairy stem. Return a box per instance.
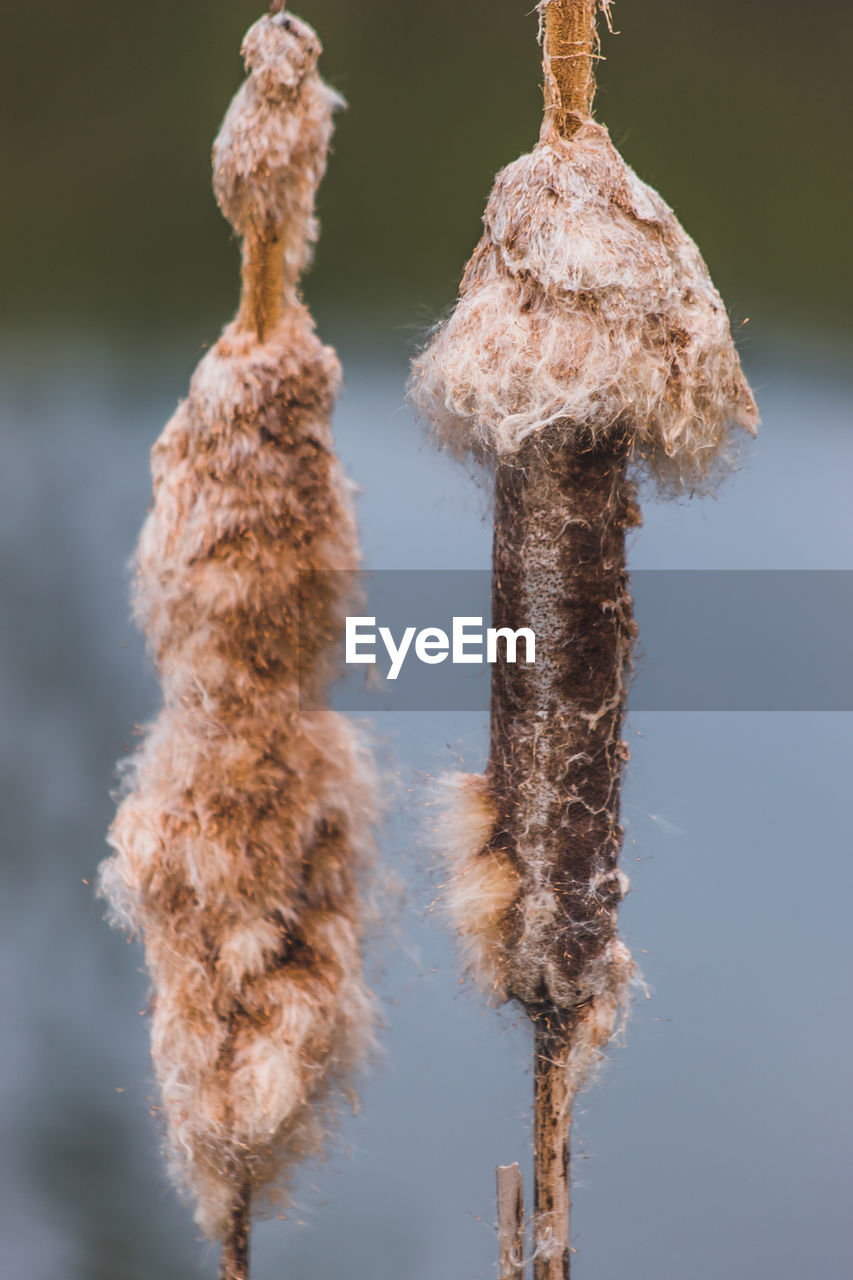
[219,1183,251,1280]
[532,1018,573,1280]
[541,0,598,137]
[497,1162,525,1279]
[236,226,286,342]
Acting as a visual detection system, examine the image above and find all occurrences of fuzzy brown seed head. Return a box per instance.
[100,11,375,1245]
[243,11,320,101]
[101,316,379,1241]
[213,11,343,284]
[409,121,758,493]
[539,0,600,132]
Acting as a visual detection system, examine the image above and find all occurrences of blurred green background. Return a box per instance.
[2,0,851,346]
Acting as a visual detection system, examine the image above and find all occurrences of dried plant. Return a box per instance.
[410,2,758,1276]
[98,8,378,1277]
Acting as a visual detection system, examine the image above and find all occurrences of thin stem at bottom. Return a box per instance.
[219,1182,251,1280]
[533,1019,573,1280]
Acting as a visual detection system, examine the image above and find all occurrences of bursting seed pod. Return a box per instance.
[409,1,758,1275]
[99,8,378,1276]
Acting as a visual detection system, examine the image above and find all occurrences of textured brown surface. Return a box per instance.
[237,230,287,341]
[541,0,598,135]
[99,11,377,1245]
[409,115,758,492]
[488,429,637,1011]
[497,1162,525,1280]
[488,431,638,1280]
[219,1181,250,1280]
[533,1018,574,1280]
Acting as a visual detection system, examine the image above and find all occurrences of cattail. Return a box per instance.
[410,2,758,1276]
[98,8,378,1276]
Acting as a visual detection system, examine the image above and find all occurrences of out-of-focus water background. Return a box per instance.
[1,2,851,1278]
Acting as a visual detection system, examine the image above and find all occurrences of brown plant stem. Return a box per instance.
[236,226,287,342]
[231,0,296,344]
[541,0,598,138]
[219,1181,251,1280]
[497,1162,525,1279]
[532,1020,573,1280]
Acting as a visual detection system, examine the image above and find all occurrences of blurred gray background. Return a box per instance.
[1,1,851,1277]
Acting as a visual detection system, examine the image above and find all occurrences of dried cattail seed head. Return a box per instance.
[410,121,758,492]
[100,7,378,1249]
[213,12,344,265]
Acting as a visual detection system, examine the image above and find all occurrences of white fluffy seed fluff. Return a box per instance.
[409,119,758,491]
[99,11,378,1242]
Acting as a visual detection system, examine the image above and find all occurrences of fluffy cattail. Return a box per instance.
[99,8,377,1273]
[410,2,758,1275]
[412,98,758,492]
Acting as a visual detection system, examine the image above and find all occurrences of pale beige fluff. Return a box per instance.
[99,10,377,1242]
[432,774,519,1002]
[434,774,634,1092]
[409,120,758,491]
[213,10,344,290]
[560,939,635,1096]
